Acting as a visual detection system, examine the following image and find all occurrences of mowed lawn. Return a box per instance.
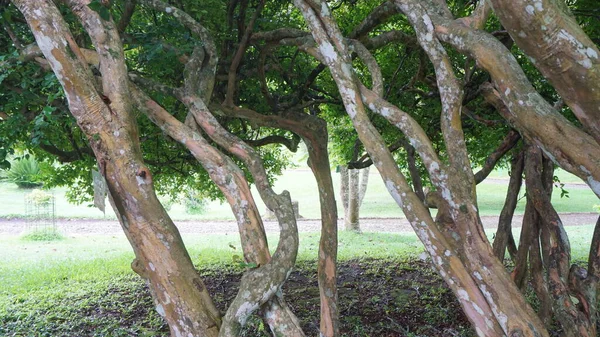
[0,168,597,220]
[1,167,598,296]
[0,168,598,336]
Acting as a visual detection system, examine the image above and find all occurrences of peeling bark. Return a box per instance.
[429,13,600,197]
[213,104,339,336]
[489,0,600,144]
[294,1,548,336]
[13,1,222,335]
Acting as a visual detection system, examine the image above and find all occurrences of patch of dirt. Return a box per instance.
[200,259,474,336]
[0,213,597,236]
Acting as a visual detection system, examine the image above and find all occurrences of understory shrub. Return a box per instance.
[4,156,43,188]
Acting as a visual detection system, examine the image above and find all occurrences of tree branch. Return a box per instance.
[245,135,300,152]
[474,129,520,184]
[224,0,266,106]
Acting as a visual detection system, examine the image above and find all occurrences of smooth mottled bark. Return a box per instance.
[213,105,340,336]
[294,1,548,336]
[492,149,523,261]
[489,0,600,144]
[341,166,368,232]
[523,145,595,337]
[13,1,222,335]
[429,12,600,197]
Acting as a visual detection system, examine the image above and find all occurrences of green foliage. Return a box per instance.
[4,156,43,188]
[87,0,111,21]
[21,227,64,242]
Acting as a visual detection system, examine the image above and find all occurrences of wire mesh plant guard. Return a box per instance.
[24,189,56,232]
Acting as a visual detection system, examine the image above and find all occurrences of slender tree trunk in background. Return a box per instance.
[358,167,370,206]
[340,165,349,216]
[341,166,369,232]
[346,168,360,231]
[492,149,523,261]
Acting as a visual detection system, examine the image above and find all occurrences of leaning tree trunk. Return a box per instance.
[131,85,304,336]
[13,1,222,335]
[489,0,600,145]
[294,1,549,335]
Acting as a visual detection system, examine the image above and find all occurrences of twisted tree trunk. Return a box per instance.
[13,1,222,335]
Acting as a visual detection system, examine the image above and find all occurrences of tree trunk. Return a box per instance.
[345,168,360,231]
[492,149,523,261]
[523,145,595,337]
[340,165,349,214]
[358,166,370,206]
[295,1,549,335]
[341,166,369,232]
[303,127,340,337]
[489,0,600,144]
[13,1,222,335]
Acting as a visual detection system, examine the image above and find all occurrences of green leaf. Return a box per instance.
[87,1,103,11]
[99,7,111,21]
[87,0,111,21]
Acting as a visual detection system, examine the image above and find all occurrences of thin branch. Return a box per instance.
[225,0,266,106]
[474,130,521,184]
[245,135,300,152]
[348,0,398,39]
[348,138,404,169]
[117,0,137,33]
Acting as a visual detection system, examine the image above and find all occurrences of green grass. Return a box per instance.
[1,222,596,298]
[0,231,425,297]
[1,168,597,220]
[0,167,596,335]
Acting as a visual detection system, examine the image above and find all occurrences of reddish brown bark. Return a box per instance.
[294,1,548,336]
[13,1,222,335]
[492,149,522,261]
[523,145,594,337]
[489,0,600,144]
[216,106,340,337]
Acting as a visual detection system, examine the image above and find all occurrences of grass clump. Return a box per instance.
[21,227,64,241]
